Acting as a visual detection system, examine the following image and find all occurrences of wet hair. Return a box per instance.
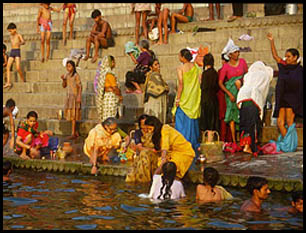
[137,114,149,128]
[292,191,303,203]
[66,60,77,76]
[5,98,16,109]
[26,111,38,119]
[3,43,7,51]
[144,116,163,151]
[221,53,229,62]
[246,176,268,195]
[7,23,17,30]
[157,161,177,200]
[102,117,117,127]
[203,167,219,195]
[91,9,101,19]
[3,161,12,176]
[286,48,300,59]
[203,53,214,69]
[149,58,159,68]
[180,49,193,62]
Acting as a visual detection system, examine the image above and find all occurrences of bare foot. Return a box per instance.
[91,56,98,63]
[46,57,49,62]
[163,41,168,45]
[41,57,45,63]
[199,17,214,21]
[169,31,176,34]
[83,56,89,61]
[157,40,163,45]
[243,145,253,154]
[91,166,98,175]
[3,83,12,89]
[63,39,67,46]
[20,153,31,160]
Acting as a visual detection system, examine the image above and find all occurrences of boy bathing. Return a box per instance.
[83,9,114,63]
[4,23,25,89]
[3,99,16,149]
[241,176,271,213]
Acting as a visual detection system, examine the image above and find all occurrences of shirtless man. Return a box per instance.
[4,23,25,89]
[3,98,16,149]
[240,176,271,213]
[83,9,114,63]
[37,3,61,63]
[170,3,194,33]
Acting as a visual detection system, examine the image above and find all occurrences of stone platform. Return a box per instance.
[3,138,303,193]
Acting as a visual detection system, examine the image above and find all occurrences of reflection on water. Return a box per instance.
[3,169,303,230]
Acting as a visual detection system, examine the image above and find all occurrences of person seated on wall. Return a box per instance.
[170,3,194,34]
[83,9,115,63]
[83,117,122,175]
[15,111,53,160]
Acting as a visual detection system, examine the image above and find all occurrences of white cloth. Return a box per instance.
[222,38,240,60]
[148,174,186,200]
[236,61,273,120]
[186,47,198,62]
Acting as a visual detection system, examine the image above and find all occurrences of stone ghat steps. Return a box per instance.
[3,3,235,36]
[3,155,303,192]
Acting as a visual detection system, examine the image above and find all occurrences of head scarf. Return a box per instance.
[222,38,240,60]
[236,61,273,120]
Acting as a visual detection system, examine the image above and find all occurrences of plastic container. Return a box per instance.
[285,4,298,15]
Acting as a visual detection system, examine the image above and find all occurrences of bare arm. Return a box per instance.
[128,52,138,64]
[61,74,67,88]
[76,74,82,103]
[51,6,62,13]
[16,136,31,150]
[37,8,43,32]
[18,34,25,46]
[99,21,108,38]
[218,79,235,102]
[154,150,167,174]
[267,33,282,63]
[178,4,187,14]
[3,54,8,67]
[90,23,99,36]
[176,66,184,107]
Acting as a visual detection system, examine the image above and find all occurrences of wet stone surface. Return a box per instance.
[3,135,303,183]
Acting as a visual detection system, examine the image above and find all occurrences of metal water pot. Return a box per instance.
[285,4,298,15]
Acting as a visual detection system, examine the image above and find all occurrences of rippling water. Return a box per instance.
[3,169,303,230]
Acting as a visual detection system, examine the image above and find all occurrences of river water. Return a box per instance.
[3,169,303,230]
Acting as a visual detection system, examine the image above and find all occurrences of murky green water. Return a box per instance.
[3,169,303,230]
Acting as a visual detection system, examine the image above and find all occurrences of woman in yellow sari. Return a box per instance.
[125,114,159,183]
[144,115,195,179]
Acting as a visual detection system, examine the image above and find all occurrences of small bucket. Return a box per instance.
[285,4,298,15]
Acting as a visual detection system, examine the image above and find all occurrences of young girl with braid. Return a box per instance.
[196,167,232,203]
[148,161,185,200]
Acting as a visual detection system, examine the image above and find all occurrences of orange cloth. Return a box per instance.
[104,73,117,88]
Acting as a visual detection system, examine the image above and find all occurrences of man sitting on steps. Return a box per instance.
[83,9,115,63]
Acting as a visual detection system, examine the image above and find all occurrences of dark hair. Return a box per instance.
[221,53,229,62]
[102,117,117,127]
[203,167,219,187]
[203,53,214,69]
[137,114,149,128]
[292,191,303,203]
[91,9,101,19]
[3,126,9,135]
[286,48,300,59]
[66,60,77,76]
[5,98,16,109]
[109,55,115,63]
[3,43,7,51]
[180,49,193,62]
[26,111,38,119]
[246,176,268,195]
[149,58,159,68]
[3,161,12,176]
[7,23,17,30]
[144,116,163,151]
[157,161,177,200]
[139,39,150,50]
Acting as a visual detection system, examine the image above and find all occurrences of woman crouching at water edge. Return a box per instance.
[83,117,121,175]
[144,116,195,180]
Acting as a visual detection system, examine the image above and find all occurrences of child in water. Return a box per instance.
[196,167,233,203]
[148,161,186,200]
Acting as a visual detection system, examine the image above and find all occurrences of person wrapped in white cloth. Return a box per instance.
[236,61,273,155]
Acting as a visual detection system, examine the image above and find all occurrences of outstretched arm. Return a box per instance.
[267,33,282,63]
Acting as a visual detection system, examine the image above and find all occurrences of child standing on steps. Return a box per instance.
[4,23,25,89]
[62,3,77,46]
[37,3,61,63]
[61,60,82,139]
